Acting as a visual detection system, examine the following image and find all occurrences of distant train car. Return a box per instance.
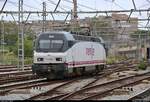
[32,31,106,79]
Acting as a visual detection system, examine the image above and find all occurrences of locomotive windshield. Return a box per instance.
[35,33,66,52]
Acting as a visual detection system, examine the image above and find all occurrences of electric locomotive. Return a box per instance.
[32,31,106,79]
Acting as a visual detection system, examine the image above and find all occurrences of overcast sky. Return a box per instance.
[0,0,150,28]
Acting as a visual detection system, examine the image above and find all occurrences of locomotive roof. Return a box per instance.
[39,31,75,40]
[38,31,104,43]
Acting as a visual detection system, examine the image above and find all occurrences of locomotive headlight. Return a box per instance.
[56,57,63,61]
[37,58,43,61]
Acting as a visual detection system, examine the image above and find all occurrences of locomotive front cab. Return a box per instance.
[32,32,74,79]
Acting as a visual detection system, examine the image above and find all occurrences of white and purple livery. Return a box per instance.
[32,31,106,79]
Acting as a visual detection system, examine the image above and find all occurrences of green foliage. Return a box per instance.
[107,57,116,64]
[0,21,18,45]
[0,52,33,65]
[25,57,33,65]
[13,36,33,57]
[25,38,33,57]
[0,52,17,65]
[0,21,34,45]
[106,55,126,64]
[131,30,150,35]
[138,60,147,70]
[0,21,34,65]
[4,33,18,45]
[135,30,150,34]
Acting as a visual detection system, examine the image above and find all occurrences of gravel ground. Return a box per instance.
[57,78,96,93]
[100,80,150,100]
[0,82,64,100]
[1,68,150,100]
[88,70,148,87]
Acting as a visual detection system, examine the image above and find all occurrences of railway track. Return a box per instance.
[0,59,141,100]
[0,67,31,73]
[27,77,95,100]
[0,66,33,85]
[0,65,42,94]
[0,65,31,73]
[0,75,97,97]
[0,59,136,78]
[0,74,38,85]
[0,78,47,95]
[0,70,32,78]
[0,65,31,70]
[0,65,32,78]
[129,88,150,100]
[58,71,150,100]
[25,62,138,100]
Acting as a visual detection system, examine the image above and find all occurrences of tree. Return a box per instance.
[0,21,18,45]
[0,21,34,57]
[131,30,150,35]
[13,36,33,57]
[24,38,33,57]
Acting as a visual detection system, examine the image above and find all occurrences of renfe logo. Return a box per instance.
[86,48,95,56]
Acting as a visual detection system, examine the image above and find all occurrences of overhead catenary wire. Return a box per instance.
[7,0,41,10]
[10,12,17,22]
[146,0,150,4]
[138,3,150,9]
[47,0,68,20]
[1,0,150,62]
[52,0,72,10]
[64,13,70,23]
[64,0,97,11]
[127,9,134,22]
[53,0,71,26]
[0,0,150,31]
[24,13,31,24]
[47,0,67,11]
[0,0,8,15]
[1,9,150,14]
[131,0,137,10]
[145,14,150,27]
[54,0,61,12]
[33,0,42,6]
[104,0,125,10]
[0,0,149,24]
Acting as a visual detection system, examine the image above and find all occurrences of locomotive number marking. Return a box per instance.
[86,48,95,56]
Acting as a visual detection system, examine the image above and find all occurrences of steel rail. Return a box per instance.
[0,80,65,95]
[0,74,36,85]
[0,67,31,72]
[128,87,150,100]
[0,78,46,95]
[59,71,150,100]
[0,70,32,78]
[27,78,82,100]
[34,62,137,100]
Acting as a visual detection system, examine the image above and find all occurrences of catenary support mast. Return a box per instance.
[18,0,24,70]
